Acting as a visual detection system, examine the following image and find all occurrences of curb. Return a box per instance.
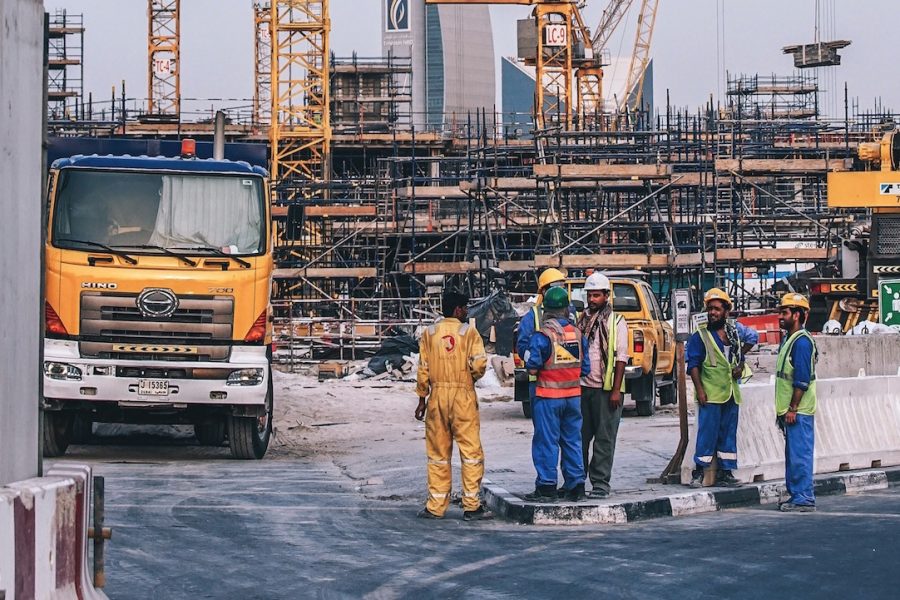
[483,467,900,526]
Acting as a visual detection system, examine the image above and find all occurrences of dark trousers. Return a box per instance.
[581,385,623,492]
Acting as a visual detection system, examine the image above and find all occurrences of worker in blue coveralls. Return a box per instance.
[516,268,568,410]
[775,293,818,513]
[686,288,759,488]
[523,286,591,503]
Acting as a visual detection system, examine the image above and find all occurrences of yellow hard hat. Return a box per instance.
[537,268,566,291]
[780,293,810,311]
[703,287,733,307]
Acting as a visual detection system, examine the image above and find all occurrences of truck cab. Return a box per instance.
[42,148,274,459]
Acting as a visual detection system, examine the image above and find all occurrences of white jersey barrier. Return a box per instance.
[681,375,900,484]
[0,464,108,600]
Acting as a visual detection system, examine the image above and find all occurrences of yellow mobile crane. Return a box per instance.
[823,133,900,331]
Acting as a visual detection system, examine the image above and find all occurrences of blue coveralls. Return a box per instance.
[526,319,591,490]
[781,334,816,507]
[686,322,759,471]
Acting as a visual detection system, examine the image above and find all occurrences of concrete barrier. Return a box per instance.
[0,465,108,600]
[681,375,900,485]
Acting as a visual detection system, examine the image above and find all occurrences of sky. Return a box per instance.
[49,0,899,118]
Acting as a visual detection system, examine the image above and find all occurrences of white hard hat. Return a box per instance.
[584,272,611,292]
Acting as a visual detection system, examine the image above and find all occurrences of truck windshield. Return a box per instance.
[51,169,265,256]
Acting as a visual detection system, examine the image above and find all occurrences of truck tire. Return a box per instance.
[43,411,73,458]
[228,375,273,459]
[633,373,657,417]
[522,399,533,419]
[515,378,532,418]
[658,371,677,406]
[194,419,226,446]
[71,414,94,444]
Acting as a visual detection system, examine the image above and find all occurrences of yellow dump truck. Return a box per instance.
[42,140,274,459]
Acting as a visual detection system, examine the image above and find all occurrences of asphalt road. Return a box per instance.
[59,445,900,600]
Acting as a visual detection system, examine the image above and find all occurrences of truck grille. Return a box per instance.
[80,292,234,361]
[876,216,900,256]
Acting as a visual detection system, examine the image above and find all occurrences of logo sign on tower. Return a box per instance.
[386,0,410,32]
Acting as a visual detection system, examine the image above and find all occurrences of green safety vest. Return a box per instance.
[697,323,743,405]
[775,329,817,416]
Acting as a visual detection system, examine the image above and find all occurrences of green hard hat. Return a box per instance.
[543,286,570,309]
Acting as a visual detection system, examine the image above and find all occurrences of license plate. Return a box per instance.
[138,378,169,396]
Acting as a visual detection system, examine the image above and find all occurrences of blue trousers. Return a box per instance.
[783,414,816,506]
[532,396,585,489]
[694,398,739,470]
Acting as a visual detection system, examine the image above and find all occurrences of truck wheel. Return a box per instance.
[659,371,677,406]
[522,399,533,419]
[228,376,273,459]
[71,414,94,444]
[634,373,657,417]
[43,411,73,458]
[194,419,226,446]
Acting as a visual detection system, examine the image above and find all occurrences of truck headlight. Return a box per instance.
[226,368,264,386]
[44,361,83,381]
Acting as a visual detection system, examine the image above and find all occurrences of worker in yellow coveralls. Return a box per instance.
[415,291,493,521]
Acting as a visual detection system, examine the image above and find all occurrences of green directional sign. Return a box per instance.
[880,279,900,327]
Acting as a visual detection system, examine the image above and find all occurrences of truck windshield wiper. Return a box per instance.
[174,245,252,269]
[57,238,137,265]
[116,244,198,267]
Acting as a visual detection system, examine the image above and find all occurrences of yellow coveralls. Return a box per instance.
[416,317,488,516]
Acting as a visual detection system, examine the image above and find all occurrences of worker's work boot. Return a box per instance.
[779,502,816,513]
[716,470,743,488]
[587,487,609,499]
[416,508,443,520]
[564,483,586,502]
[689,468,704,488]
[463,506,495,522]
[523,485,558,503]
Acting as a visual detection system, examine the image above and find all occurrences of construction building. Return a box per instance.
[44,3,883,364]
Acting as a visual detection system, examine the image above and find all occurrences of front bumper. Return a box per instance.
[624,365,643,379]
[43,339,269,407]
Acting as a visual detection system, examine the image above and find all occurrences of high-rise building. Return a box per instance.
[382,0,495,131]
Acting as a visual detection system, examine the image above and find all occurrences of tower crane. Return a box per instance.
[426,0,595,131]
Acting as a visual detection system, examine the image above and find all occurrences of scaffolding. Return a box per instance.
[253,1,273,127]
[47,10,84,120]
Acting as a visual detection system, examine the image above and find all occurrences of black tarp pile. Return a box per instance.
[364,334,419,376]
[466,290,519,356]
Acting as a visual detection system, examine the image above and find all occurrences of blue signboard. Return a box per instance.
[387,0,410,32]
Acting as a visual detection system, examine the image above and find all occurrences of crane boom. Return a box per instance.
[592,0,634,55]
[621,0,659,115]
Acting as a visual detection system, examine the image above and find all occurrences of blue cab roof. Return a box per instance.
[51,154,268,177]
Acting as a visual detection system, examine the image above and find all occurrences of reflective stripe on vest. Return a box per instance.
[697,323,742,404]
[536,320,583,399]
[601,313,626,392]
[775,329,817,416]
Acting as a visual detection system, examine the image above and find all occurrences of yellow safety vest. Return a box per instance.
[775,329,817,416]
[697,323,743,404]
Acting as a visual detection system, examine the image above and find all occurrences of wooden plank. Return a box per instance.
[402,261,477,274]
[274,267,377,279]
[534,163,672,179]
[716,158,852,174]
[534,254,671,269]
[395,186,467,199]
[305,205,377,217]
[715,248,834,261]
